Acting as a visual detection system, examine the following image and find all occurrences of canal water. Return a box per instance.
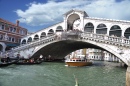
[0,61,126,86]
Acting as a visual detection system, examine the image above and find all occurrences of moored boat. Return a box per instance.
[15,58,44,65]
[0,60,17,67]
[65,58,92,67]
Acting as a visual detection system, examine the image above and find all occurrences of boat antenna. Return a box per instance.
[73,74,79,86]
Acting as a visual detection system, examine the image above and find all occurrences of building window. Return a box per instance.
[13,28,16,32]
[2,25,4,30]
[12,37,15,42]
[10,27,13,32]
[8,37,12,41]
[18,39,21,43]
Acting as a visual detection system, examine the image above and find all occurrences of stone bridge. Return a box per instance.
[8,31,130,66]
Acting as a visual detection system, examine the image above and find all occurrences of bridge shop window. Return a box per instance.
[27,37,32,43]
[40,32,46,38]
[34,34,39,40]
[48,29,54,36]
[96,24,107,34]
[84,22,94,33]
[21,39,26,44]
[109,25,122,37]
[124,27,130,39]
[56,26,63,32]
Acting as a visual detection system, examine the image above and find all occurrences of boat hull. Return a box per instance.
[65,61,92,67]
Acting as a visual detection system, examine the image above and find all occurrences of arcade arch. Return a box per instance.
[84,22,94,33]
[124,27,130,39]
[67,14,80,31]
[40,32,46,38]
[96,23,107,34]
[109,25,122,37]
[34,34,39,40]
[22,39,26,44]
[56,26,63,32]
[27,37,32,43]
[48,29,54,36]
[0,44,3,51]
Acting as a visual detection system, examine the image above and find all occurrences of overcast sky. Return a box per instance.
[0,0,130,32]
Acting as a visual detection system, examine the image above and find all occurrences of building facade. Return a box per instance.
[0,18,28,52]
[67,48,120,62]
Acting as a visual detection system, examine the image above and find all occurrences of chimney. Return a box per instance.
[16,20,19,26]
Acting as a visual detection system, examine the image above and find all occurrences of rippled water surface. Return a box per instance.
[0,61,126,86]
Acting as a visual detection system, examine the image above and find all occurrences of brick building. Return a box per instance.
[0,18,28,52]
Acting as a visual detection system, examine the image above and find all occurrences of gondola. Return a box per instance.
[0,60,17,67]
[15,59,44,65]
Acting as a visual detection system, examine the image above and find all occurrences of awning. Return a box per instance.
[6,43,20,47]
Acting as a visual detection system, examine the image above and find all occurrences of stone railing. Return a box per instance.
[12,35,57,52]
[81,32,130,47]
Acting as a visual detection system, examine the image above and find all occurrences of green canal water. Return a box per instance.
[0,61,126,86]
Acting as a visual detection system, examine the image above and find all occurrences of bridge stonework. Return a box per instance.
[5,9,130,85]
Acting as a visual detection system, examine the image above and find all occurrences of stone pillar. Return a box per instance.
[126,66,130,86]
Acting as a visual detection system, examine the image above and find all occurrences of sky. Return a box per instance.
[0,0,130,33]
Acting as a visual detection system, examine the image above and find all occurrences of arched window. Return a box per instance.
[34,34,39,40]
[124,27,130,39]
[56,26,63,32]
[84,23,94,33]
[48,29,54,36]
[96,24,107,34]
[27,37,32,43]
[0,44,3,51]
[22,39,26,44]
[40,32,46,38]
[2,24,5,30]
[12,38,15,42]
[109,25,122,37]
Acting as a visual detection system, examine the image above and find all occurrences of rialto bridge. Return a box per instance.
[10,9,130,63]
[3,9,130,85]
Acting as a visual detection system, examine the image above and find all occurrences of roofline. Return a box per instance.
[0,18,27,31]
[85,17,130,24]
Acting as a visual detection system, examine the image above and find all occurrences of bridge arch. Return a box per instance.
[31,39,127,65]
[56,26,63,32]
[40,32,46,38]
[67,13,80,31]
[21,39,26,44]
[48,29,54,36]
[124,27,130,39]
[84,22,94,33]
[34,34,39,40]
[109,25,122,37]
[96,23,107,34]
[27,37,32,43]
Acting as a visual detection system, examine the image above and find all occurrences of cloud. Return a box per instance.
[15,0,130,26]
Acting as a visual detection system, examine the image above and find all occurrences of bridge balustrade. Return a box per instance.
[81,32,130,47]
[11,35,56,52]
